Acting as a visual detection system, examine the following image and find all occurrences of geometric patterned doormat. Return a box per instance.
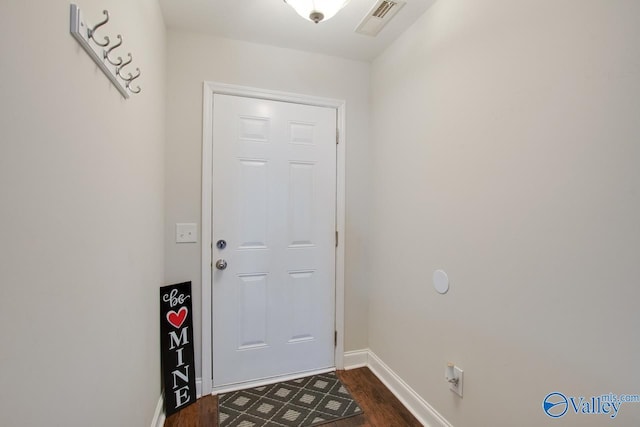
[218,371,363,426]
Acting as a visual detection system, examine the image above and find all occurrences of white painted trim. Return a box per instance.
[201,81,347,395]
[196,377,203,399]
[346,349,453,427]
[150,382,202,427]
[334,102,346,370]
[212,367,335,396]
[202,82,345,108]
[201,83,214,397]
[343,349,369,370]
[150,394,165,427]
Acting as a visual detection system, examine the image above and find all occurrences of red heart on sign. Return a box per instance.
[167,306,188,329]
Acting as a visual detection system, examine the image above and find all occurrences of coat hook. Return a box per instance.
[104,35,123,66]
[123,68,140,82]
[126,69,142,94]
[88,10,110,47]
[116,53,133,78]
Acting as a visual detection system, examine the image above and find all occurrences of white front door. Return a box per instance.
[212,94,337,387]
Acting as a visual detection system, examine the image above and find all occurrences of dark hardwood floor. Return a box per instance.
[164,367,422,427]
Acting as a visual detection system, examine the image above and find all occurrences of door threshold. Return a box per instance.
[211,366,335,396]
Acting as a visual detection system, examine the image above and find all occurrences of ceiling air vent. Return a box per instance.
[373,1,396,18]
[355,0,406,37]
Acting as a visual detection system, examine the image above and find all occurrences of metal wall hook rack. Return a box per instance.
[70,4,142,98]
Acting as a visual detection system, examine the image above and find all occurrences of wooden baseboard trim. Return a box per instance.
[344,349,453,427]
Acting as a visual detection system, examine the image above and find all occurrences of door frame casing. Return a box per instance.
[200,81,347,396]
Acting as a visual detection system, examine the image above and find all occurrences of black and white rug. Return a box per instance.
[218,371,363,427]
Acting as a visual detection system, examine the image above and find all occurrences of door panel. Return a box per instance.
[212,94,337,387]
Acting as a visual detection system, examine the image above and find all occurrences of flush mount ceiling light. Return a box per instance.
[284,0,351,24]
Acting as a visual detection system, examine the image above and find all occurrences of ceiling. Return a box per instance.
[159,0,436,62]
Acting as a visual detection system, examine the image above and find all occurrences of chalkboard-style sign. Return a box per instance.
[160,282,196,416]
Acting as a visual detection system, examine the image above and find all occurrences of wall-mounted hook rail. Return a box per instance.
[70,4,142,99]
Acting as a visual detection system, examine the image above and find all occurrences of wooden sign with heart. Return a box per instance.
[166,306,188,329]
[160,282,196,416]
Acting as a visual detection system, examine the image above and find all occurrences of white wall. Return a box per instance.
[0,1,165,426]
[165,31,371,380]
[369,1,640,426]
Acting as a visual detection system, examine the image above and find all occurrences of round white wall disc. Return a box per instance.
[433,269,449,294]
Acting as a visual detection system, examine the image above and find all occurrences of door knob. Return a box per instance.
[215,259,228,270]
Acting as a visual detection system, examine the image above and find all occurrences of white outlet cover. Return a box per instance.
[433,269,449,294]
[176,223,198,243]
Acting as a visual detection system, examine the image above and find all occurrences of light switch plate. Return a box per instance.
[176,223,197,243]
[449,366,463,397]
